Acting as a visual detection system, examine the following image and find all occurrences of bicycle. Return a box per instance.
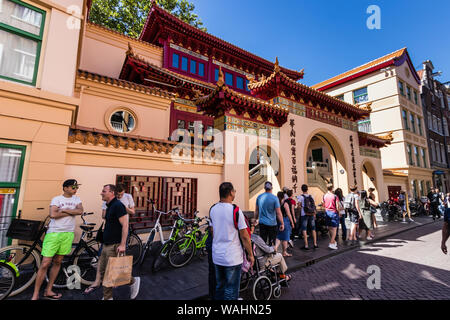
[138,199,193,267]
[0,216,49,297]
[167,216,211,268]
[44,212,102,288]
[152,209,199,272]
[0,261,17,300]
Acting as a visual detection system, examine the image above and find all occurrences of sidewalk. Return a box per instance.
[8,215,439,300]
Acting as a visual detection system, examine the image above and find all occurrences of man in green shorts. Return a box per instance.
[31,179,83,300]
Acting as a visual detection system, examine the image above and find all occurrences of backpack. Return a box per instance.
[232,204,252,272]
[302,195,316,215]
[344,194,356,210]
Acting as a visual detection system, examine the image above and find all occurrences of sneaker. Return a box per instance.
[366,236,374,241]
[288,240,294,248]
[301,246,309,250]
[313,244,319,250]
[328,243,338,250]
[130,277,141,300]
[238,297,244,300]
[401,218,406,223]
[408,218,414,222]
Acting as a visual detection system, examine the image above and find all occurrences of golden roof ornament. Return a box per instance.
[126,42,134,56]
[376,131,394,141]
[274,57,281,73]
[299,68,305,77]
[192,88,203,99]
[216,67,225,86]
[246,74,257,84]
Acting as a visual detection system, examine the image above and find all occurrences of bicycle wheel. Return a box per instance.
[73,240,100,286]
[168,236,195,268]
[0,262,16,300]
[127,233,143,266]
[0,245,41,297]
[152,240,172,272]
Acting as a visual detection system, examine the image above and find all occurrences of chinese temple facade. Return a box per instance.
[0,1,391,242]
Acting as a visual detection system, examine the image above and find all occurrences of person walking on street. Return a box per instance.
[323,184,339,250]
[84,183,137,295]
[428,188,442,220]
[344,186,361,244]
[97,184,140,300]
[286,189,297,245]
[210,182,254,300]
[334,188,347,242]
[255,181,285,246]
[31,179,83,300]
[358,190,376,241]
[399,191,414,223]
[275,191,295,257]
[368,188,379,228]
[441,207,449,255]
[297,184,318,250]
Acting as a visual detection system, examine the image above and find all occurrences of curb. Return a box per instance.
[194,217,439,300]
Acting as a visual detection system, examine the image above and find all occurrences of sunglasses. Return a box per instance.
[70,185,79,190]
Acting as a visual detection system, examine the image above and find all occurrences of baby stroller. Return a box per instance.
[239,242,288,300]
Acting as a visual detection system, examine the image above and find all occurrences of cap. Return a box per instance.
[63,179,81,188]
[264,181,273,190]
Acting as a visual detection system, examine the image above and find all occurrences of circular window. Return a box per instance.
[109,110,136,133]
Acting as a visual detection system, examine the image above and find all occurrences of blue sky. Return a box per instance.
[189,0,450,86]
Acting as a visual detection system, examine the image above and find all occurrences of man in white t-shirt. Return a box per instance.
[101,184,135,218]
[31,179,83,300]
[210,182,254,300]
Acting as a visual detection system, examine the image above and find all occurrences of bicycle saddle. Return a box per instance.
[80,225,94,232]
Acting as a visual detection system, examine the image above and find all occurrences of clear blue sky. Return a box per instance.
[189,0,450,86]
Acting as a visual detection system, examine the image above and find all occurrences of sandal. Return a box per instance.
[43,293,62,300]
[282,253,292,257]
[83,285,100,295]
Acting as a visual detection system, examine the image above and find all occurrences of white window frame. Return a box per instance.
[12,48,36,81]
[0,0,3,13]
[0,43,3,67]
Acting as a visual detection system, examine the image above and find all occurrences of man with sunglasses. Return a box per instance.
[31,179,83,300]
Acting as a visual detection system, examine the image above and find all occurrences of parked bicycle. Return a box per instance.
[167,216,211,268]
[0,211,139,296]
[44,212,101,288]
[152,208,198,272]
[0,261,17,300]
[138,200,194,268]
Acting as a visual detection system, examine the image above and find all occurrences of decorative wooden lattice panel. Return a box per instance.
[116,175,197,229]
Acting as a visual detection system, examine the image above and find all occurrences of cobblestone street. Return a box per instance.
[280,221,450,300]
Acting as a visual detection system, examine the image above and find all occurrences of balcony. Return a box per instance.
[358,119,372,133]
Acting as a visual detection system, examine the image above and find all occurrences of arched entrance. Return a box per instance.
[248,145,281,210]
[305,132,348,203]
[362,160,379,201]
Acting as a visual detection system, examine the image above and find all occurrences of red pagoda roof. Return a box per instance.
[139,1,303,81]
[196,68,289,127]
[358,131,392,149]
[119,44,214,96]
[248,58,370,121]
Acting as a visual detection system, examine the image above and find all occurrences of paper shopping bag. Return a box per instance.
[103,254,133,288]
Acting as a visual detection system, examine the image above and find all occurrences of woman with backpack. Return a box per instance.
[345,186,361,244]
[358,190,377,241]
[275,191,295,257]
[334,188,347,242]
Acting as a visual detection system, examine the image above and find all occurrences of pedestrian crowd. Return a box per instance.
[31,177,448,301]
[207,180,390,301]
